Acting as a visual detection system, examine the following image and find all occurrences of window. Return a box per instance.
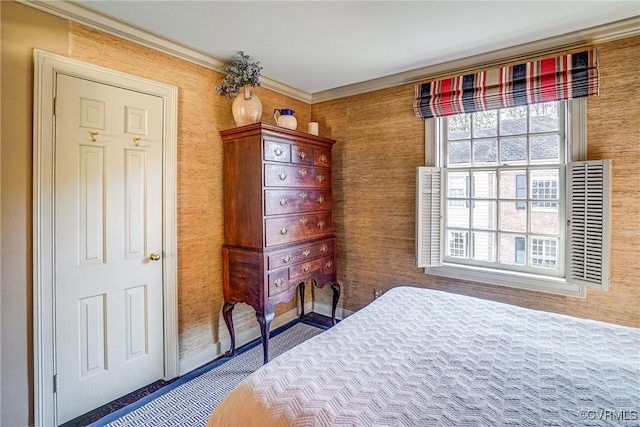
[417,99,611,297]
[531,172,559,211]
[515,175,526,210]
[531,238,557,268]
[443,102,564,277]
[514,236,525,265]
[448,231,468,258]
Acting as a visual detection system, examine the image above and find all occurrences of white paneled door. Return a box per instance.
[55,74,164,424]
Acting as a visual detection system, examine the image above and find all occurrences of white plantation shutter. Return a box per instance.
[416,167,443,268]
[567,160,611,290]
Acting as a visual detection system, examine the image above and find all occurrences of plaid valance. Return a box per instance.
[414,49,599,119]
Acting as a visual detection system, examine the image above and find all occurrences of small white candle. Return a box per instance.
[308,122,319,135]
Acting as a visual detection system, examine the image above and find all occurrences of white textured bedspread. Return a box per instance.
[208,287,640,426]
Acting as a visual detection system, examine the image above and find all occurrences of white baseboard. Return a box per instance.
[178,301,314,376]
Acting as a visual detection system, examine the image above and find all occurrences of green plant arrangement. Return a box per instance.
[215,51,263,98]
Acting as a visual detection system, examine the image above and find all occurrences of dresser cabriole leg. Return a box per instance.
[256,311,275,364]
[222,302,236,357]
[298,281,307,319]
[330,282,341,326]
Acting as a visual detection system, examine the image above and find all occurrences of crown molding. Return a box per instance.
[312,15,640,104]
[17,0,313,103]
[19,1,639,105]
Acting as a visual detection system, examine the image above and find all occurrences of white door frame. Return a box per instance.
[32,49,179,427]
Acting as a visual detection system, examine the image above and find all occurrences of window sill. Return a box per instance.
[424,263,586,297]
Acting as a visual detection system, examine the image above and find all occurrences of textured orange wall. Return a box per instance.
[68,24,312,359]
[312,36,640,328]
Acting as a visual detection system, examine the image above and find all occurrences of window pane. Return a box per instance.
[530,134,560,163]
[448,140,471,166]
[447,208,469,228]
[473,139,498,165]
[530,210,559,234]
[448,231,468,258]
[531,238,558,269]
[447,172,468,198]
[499,234,526,265]
[447,172,470,228]
[530,102,558,133]
[447,114,471,140]
[473,170,496,198]
[500,137,527,164]
[472,201,496,230]
[498,169,527,199]
[530,170,559,202]
[472,110,497,138]
[500,106,527,135]
[472,231,495,262]
[499,201,526,232]
[530,169,560,233]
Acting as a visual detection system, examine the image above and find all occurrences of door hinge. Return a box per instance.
[54,97,60,116]
[53,374,58,393]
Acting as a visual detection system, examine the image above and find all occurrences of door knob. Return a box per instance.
[150,253,161,261]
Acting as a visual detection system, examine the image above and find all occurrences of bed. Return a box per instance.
[207,286,640,426]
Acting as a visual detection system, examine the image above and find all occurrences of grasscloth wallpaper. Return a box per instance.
[68,23,313,359]
[312,36,640,328]
[59,23,640,357]
[1,2,638,423]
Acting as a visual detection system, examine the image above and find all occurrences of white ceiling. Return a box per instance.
[72,1,640,96]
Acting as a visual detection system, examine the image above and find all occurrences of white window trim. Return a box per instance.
[419,98,608,298]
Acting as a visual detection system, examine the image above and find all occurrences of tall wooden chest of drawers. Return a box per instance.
[220,123,340,364]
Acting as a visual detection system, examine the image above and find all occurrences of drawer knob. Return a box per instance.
[298,168,307,176]
[280,226,288,235]
[325,261,333,269]
[299,192,307,199]
[279,198,287,206]
[283,254,291,263]
[300,217,308,225]
[298,151,308,160]
[303,264,311,273]
[320,244,328,253]
[303,249,310,257]
[319,154,327,163]
[279,171,287,180]
[275,278,284,287]
[316,174,325,183]
[317,221,325,229]
[274,146,283,157]
[317,196,324,205]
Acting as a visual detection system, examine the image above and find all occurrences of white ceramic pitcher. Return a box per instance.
[274,108,297,130]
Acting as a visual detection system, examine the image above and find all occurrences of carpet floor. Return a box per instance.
[81,320,325,426]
